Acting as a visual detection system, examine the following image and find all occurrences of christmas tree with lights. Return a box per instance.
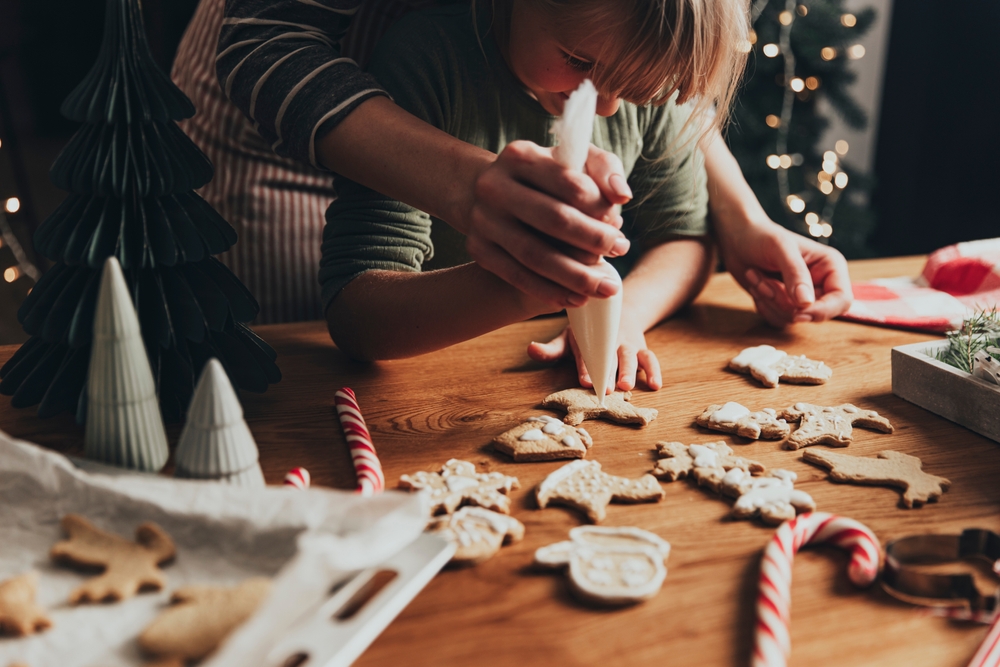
[727,0,876,257]
[0,0,280,421]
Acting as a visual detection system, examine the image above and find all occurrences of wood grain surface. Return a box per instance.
[2,255,996,666]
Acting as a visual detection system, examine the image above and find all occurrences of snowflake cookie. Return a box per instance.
[695,402,790,440]
[542,388,658,426]
[399,459,520,515]
[535,460,663,523]
[778,402,894,450]
[729,345,832,388]
[493,415,593,462]
[535,526,671,605]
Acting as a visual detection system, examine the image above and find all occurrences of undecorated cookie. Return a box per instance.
[50,514,176,604]
[493,416,593,462]
[696,402,790,440]
[803,449,950,508]
[729,345,832,387]
[139,577,271,662]
[542,389,657,427]
[651,441,766,492]
[0,572,52,636]
[428,507,525,565]
[779,402,894,450]
[535,460,663,523]
[720,469,816,525]
[399,459,520,515]
[535,526,671,605]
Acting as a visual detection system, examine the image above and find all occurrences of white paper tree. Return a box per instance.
[84,257,169,471]
[174,358,265,486]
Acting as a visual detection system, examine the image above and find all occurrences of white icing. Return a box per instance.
[518,429,546,441]
[688,444,720,468]
[794,402,809,411]
[561,435,577,448]
[528,415,566,435]
[566,260,623,406]
[456,507,514,534]
[710,402,751,424]
[763,408,777,417]
[538,460,594,497]
[577,427,590,440]
[586,569,614,585]
[445,476,480,492]
[732,345,787,386]
[843,405,859,413]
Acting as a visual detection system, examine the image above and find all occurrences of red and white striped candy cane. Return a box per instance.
[968,614,1000,667]
[283,467,310,490]
[753,512,881,667]
[334,388,385,496]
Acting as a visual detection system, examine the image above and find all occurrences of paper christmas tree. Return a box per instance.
[174,358,265,486]
[0,0,280,421]
[85,257,168,472]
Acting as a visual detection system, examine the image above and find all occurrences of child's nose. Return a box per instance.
[595,96,621,117]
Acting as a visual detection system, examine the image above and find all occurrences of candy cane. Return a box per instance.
[334,388,385,496]
[967,614,1000,667]
[283,467,310,490]
[753,512,881,667]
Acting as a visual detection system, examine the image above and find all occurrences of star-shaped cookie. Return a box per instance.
[778,402,894,449]
[399,459,520,514]
[802,449,950,508]
[493,416,593,461]
[729,345,832,387]
[535,460,663,523]
[695,402,790,440]
[542,389,658,426]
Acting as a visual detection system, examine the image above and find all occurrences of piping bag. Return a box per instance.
[552,80,623,406]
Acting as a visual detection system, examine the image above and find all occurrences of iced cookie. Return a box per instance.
[493,416,594,462]
[50,514,176,604]
[729,345,832,388]
[399,459,520,515]
[720,469,816,525]
[542,389,658,427]
[695,402,790,440]
[427,507,525,565]
[535,460,663,523]
[778,402,894,450]
[535,526,671,605]
[139,578,271,662]
[0,572,52,636]
[651,441,766,492]
[803,449,950,508]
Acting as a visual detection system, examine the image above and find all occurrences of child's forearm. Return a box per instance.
[326,264,552,360]
[620,238,714,332]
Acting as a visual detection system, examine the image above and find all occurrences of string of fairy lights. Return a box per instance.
[0,136,40,286]
[747,0,867,241]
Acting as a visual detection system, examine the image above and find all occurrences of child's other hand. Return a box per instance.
[466,142,632,309]
[527,320,662,392]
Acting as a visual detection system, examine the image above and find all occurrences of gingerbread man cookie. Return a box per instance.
[803,449,950,508]
[542,389,658,427]
[427,507,525,565]
[696,402,790,440]
[535,460,663,523]
[140,577,271,662]
[778,402,894,450]
[535,526,671,605]
[493,416,594,462]
[399,459,520,515]
[651,441,766,492]
[50,514,176,604]
[720,469,816,524]
[729,345,832,388]
[0,572,52,636]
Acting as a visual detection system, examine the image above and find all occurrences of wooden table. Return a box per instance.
[2,256,996,666]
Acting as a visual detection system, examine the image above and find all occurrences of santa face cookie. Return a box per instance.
[535,460,663,523]
[427,507,525,565]
[696,402,790,440]
[399,459,520,515]
[493,416,593,462]
[542,389,657,427]
[778,402,894,449]
[729,345,832,388]
[535,526,671,605]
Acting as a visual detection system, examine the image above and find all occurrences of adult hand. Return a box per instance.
[466,142,633,309]
[717,219,853,327]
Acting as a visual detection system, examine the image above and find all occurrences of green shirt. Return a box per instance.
[319,4,708,308]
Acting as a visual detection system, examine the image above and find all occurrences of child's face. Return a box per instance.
[504,0,621,117]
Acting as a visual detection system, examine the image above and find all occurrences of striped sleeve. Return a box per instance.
[217,0,390,168]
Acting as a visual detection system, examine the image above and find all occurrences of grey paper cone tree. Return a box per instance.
[0,0,280,422]
[174,358,265,486]
[85,257,168,471]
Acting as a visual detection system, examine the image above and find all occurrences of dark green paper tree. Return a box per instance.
[727,0,876,258]
[0,0,280,421]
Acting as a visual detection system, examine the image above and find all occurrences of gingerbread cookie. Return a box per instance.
[696,402,790,440]
[534,526,671,605]
[542,389,657,427]
[651,441,766,492]
[493,416,593,462]
[427,507,525,565]
[399,459,520,515]
[729,345,832,388]
[535,460,663,523]
[803,449,950,508]
[720,469,816,524]
[50,514,175,604]
[0,572,52,636]
[140,577,271,662]
[778,402,894,450]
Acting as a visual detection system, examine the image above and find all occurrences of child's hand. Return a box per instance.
[527,319,662,392]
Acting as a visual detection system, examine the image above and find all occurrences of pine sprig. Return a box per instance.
[935,309,1000,373]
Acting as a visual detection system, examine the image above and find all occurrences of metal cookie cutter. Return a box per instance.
[882,529,1000,620]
